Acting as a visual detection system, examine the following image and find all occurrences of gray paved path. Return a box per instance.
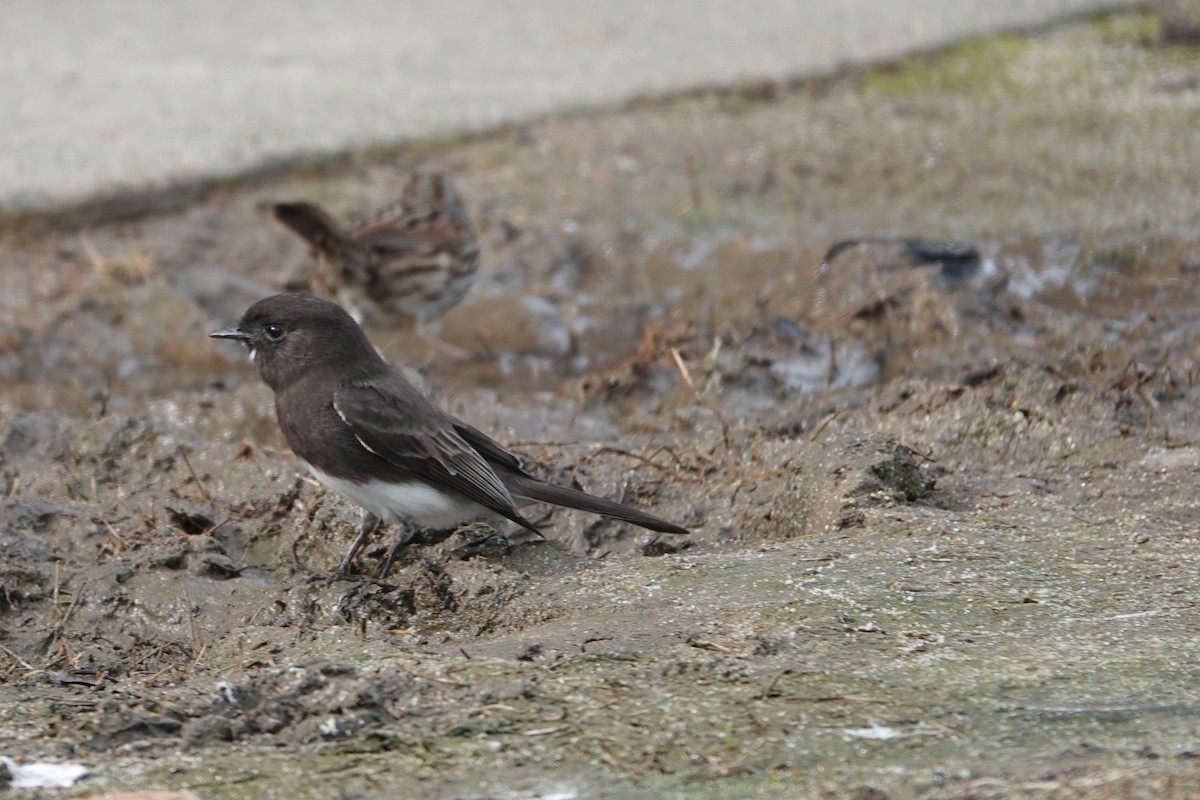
[2,0,1127,212]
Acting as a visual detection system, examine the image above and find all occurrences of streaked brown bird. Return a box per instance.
[272,170,479,358]
[211,293,689,580]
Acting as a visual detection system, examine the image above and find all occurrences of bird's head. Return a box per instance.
[211,293,384,391]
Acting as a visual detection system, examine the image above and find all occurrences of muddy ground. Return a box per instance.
[3,10,1200,799]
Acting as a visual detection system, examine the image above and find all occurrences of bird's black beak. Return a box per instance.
[210,328,250,342]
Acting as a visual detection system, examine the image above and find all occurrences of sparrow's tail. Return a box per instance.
[272,202,348,250]
[505,474,688,534]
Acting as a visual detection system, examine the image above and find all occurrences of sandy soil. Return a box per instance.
[2,10,1200,799]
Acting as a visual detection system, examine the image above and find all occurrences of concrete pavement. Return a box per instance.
[1,0,1129,214]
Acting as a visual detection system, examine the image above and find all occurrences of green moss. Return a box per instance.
[1094,10,1162,44]
[472,140,519,172]
[865,34,1033,97]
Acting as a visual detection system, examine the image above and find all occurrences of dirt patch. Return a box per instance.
[3,10,1200,799]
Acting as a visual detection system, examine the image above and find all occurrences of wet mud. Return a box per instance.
[2,10,1200,799]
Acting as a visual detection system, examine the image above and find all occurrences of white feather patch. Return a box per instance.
[332,400,385,458]
[303,462,489,529]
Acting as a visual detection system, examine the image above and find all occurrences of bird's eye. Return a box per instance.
[264,324,285,341]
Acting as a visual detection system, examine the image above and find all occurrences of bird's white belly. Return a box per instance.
[304,463,488,529]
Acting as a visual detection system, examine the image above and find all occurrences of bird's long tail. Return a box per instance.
[272,202,348,249]
[504,474,688,534]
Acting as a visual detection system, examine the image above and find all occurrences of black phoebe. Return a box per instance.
[211,293,688,578]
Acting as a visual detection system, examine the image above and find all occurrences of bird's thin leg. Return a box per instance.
[378,521,417,582]
[337,511,382,577]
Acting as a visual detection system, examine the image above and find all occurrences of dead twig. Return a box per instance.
[0,643,37,672]
[178,446,215,505]
[670,345,734,456]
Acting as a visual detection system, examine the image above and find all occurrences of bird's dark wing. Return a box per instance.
[453,422,527,474]
[332,377,539,533]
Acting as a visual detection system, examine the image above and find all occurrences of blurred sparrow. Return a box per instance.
[273,171,479,358]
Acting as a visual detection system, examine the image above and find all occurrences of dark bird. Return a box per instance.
[272,170,479,359]
[211,293,688,579]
